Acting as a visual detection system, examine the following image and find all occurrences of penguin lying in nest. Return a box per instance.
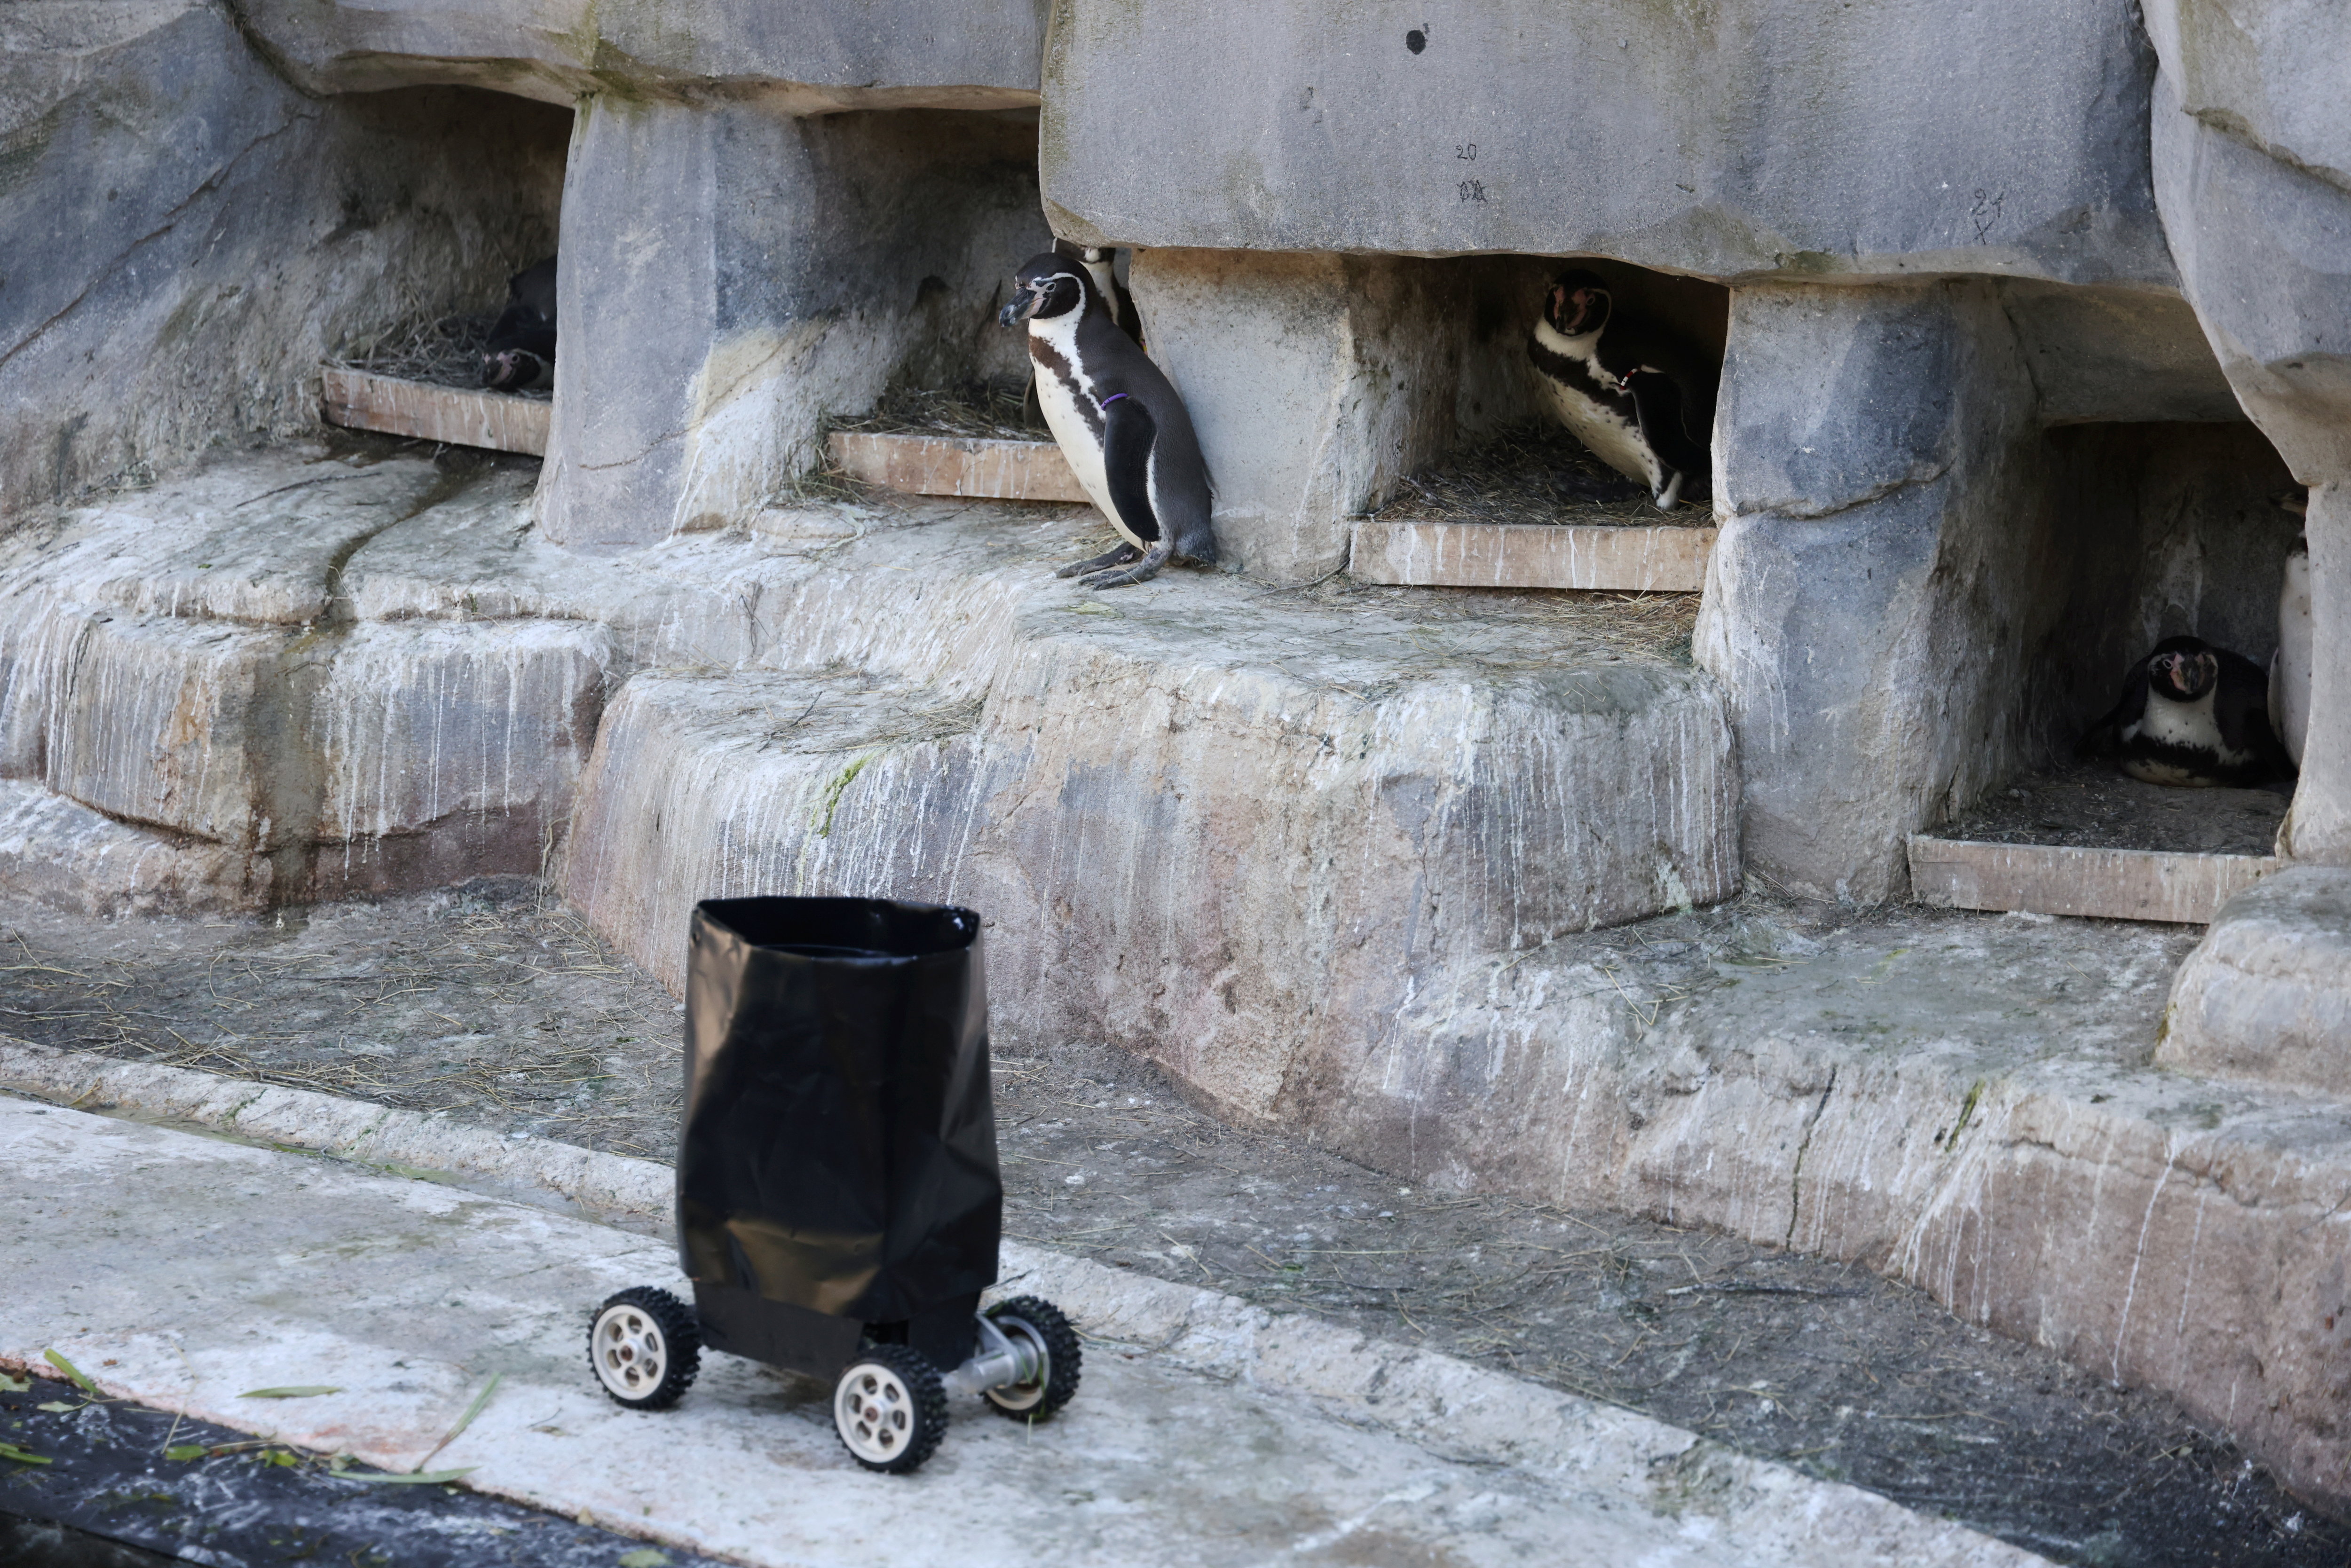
[1528,269,1713,511]
[1000,250,1215,589]
[481,257,557,392]
[2080,636,2295,788]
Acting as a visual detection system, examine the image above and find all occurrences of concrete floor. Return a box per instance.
[0,1095,2042,1567]
[2,882,2344,1565]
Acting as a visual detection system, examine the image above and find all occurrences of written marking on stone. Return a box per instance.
[1456,143,1477,161]
[1459,179,1489,203]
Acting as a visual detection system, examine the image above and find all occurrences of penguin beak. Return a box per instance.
[998,288,1037,328]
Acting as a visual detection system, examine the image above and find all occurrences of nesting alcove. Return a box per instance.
[1346,257,1729,593]
[1910,420,2305,922]
[315,87,572,456]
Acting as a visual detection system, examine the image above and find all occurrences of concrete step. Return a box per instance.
[827,429,1088,503]
[321,366,550,456]
[1351,517,1717,592]
[560,563,1737,1127]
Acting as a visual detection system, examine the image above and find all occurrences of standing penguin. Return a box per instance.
[481,256,557,391]
[2270,490,2312,768]
[1053,238,1144,348]
[1528,269,1712,510]
[2080,635,2294,788]
[998,251,1215,589]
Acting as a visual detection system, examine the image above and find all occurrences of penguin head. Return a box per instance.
[1053,237,1116,268]
[481,347,548,390]
[2146,637,2219,702]
[1000,253,1093,328]
[1544,270,1613,338]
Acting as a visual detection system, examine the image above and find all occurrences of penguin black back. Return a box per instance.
[2079,634,2293,788]
[482,256,558,391]
[1000,251,1213,588]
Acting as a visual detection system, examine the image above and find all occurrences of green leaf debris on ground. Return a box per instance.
[239,1385,345,1398]
[164,1444,209,1462]
[419,1371,501,1467]
[42,1348,96,1394]
[617,1551,672,1568]
[0,1372,28,1393]
[0,1441,53,1465]
[328,1466,478,1485]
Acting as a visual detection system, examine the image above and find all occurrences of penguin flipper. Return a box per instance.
[1101,396,1163,546]
[2076,676,2145,761]
[1056,543,1142,579]
[1628,372,1709,502]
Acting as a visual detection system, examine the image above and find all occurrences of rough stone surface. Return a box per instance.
[238,0,1050,110]
[0,446,611,903]
[538,104,1049,547]
[0,780,258,915]
[1041,0,2173,286]
[0,4,569,512]
[1694,281,2052,902]
[0,1098,2049,1568]
[563,555,1740,1125]
[2159,865,2351,1094]
[1996,282,2245,424]
[2141,1,2351,864]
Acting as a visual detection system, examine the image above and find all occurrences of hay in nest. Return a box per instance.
[1373,422,1681,529]
[338,312,551,404]
[828,378,1050,443]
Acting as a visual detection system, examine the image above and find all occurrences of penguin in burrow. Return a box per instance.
[481,256,558,391]
[2269,489,2312,769]
[1053,237,1144,348]
[998,251,1215,589]
[1527,268,1713,510]
[2080,635,2295,788]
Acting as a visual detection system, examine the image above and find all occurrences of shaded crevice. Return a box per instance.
[247,457,494,908]
[1744,461,1955,524]
[1783,1064,1838,1249]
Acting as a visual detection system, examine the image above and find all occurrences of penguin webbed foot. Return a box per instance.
[1082,540,1173,590]
[1055,543,1142,580]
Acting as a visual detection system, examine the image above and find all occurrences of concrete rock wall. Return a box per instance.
[559,518,1741,1125]
[0,2,569,512]
[1041,0,2173,286]
[238,0,1050,110]
[0,451,607,910]
[2139,1,2351,867]
[1694,282,2058,901]
[539,105,1049,547]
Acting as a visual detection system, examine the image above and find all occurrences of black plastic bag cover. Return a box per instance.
[678,897,1000,1323]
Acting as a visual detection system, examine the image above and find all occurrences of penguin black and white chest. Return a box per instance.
[2082,635,2293,788]
[481,256,558,391]
[1053,238,1144,348]
[999,251,1215,589]
[1527,269,1712,510]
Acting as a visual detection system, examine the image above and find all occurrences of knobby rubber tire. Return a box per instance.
[834,1343,949,1474]
[981,1295,1082,1422]
[587,1285,701,1410]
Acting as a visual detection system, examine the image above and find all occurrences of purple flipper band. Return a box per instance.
[1100,393,1128,406]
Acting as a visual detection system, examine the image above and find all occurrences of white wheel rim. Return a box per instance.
[593,1304,669,1402]
[982,1317,1049,1412]
[835,1363,916,1463]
